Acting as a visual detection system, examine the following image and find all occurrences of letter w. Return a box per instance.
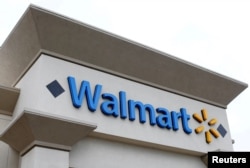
[68,76,102,111]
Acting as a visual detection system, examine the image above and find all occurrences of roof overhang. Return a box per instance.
[0,85,20,115]
[0,109,97,155]
[0,5,247,108]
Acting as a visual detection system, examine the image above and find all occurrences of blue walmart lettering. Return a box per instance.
[67,76,192,134]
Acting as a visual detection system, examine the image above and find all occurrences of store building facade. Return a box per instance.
[0,5,247,168]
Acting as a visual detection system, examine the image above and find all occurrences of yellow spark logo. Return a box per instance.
[193,109,220,144]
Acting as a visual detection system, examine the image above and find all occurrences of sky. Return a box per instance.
[0,0,249,151]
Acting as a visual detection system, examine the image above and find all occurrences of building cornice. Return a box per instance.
[0,109,97,155]
[0,85,20,115]
[0,5,247,108]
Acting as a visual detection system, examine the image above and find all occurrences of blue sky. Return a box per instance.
[1,0,250,151]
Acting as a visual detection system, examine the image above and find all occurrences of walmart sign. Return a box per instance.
[67,76,192,134]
